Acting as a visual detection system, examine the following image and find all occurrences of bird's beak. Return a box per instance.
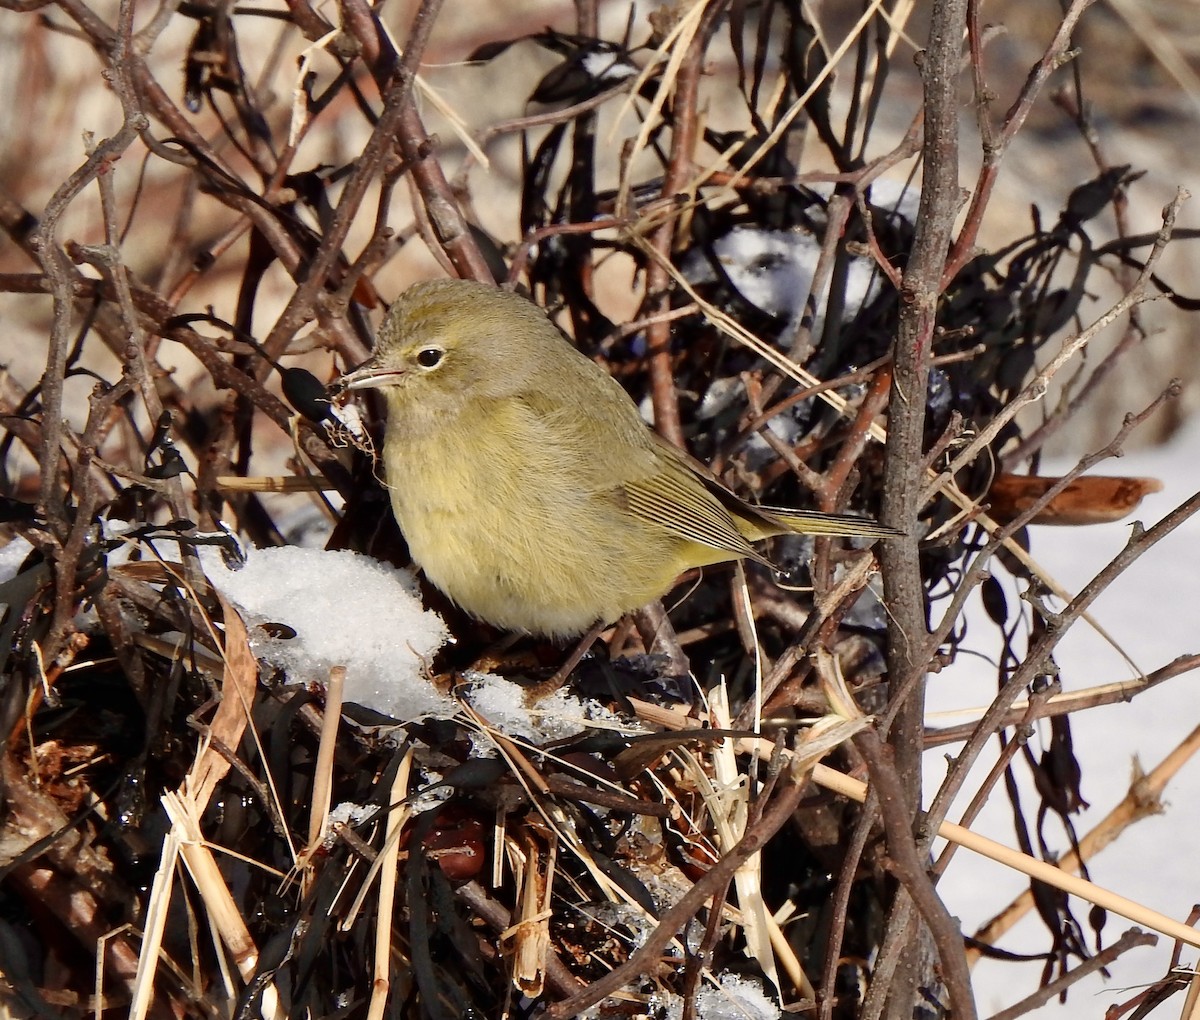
[332,361,406,395]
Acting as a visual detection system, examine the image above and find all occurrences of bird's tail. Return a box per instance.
[764,507,902,539]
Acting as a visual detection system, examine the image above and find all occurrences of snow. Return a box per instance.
[461,669,629,746]
[580,50,637,84]
[0,534,33,584]
[659,974,782,1020]
[928,416,1200,1013]
[708,226,882,335]
[204,545,454,721]
[201,544,627,748]
[681,178,917,338]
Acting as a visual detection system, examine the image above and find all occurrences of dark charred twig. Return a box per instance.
[999,316,1148,468]
[969,727,1200,956]
[987,928,1157,1020]
[926,197,1183,503]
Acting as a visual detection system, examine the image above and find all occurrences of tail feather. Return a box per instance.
[765,508,902,539]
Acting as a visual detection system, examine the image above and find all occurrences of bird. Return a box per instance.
[335,278,897,641]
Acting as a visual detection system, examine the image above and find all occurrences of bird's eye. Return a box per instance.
[415,347,444,369]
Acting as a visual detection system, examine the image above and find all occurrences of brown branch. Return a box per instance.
[641,1,729,448]
[346,0,492,286]
[256,0,457,360]
[943,0,1095,283]
[879,0,965,756]
[876,1,968,1012]
[854,729,976,1020]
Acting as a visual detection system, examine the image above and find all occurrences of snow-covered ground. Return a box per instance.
[928,415,1200,1015]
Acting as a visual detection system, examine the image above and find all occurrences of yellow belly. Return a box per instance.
[381,403,688,638]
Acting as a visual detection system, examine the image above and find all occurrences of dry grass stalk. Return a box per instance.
[503,828,555,997]
[366,750,412,1020]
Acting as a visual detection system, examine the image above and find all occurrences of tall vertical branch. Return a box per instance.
[881,0,965,821]
[876,1,969,1016]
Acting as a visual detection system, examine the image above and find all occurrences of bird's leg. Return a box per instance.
[468,632,522,674]
[523,620,608,703]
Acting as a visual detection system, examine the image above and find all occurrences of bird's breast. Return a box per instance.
[379,401,688,637]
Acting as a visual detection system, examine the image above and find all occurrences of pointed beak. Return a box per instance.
[332,361,406,395]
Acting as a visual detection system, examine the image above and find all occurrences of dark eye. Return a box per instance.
[415,347,444,369]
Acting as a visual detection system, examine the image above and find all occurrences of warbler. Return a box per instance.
[336,279,896,639]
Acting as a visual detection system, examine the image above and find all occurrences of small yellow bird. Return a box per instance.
[336,279,896,639]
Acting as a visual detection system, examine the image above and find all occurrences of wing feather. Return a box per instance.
[620,456,772,566]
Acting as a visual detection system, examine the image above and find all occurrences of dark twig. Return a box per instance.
[854,729,977,1020]
[986,928,1157,1020]
[818,788,879,1020]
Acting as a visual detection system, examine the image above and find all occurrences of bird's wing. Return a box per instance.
[644,433,901,542]
[619,436,773,566]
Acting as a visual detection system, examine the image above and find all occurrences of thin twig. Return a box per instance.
[986,928,1157,1020]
